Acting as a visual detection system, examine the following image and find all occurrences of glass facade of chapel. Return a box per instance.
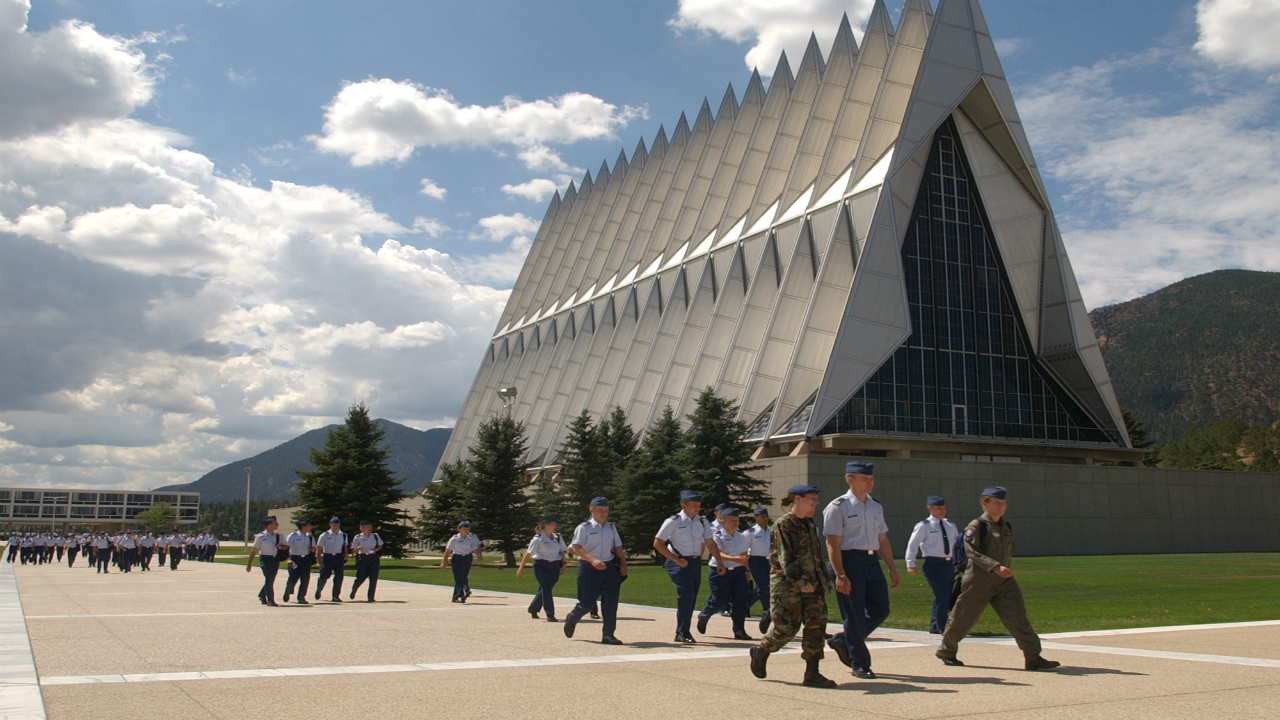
[821,118,1115,445]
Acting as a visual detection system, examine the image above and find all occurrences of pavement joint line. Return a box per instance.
[0,562,47,719]
[991,640,1280,669]
[26,606,518,619]
[1040,619,1280,639]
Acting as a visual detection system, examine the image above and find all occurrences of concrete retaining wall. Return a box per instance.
[753,455,1280,556]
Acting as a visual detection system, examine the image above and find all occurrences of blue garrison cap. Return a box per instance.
[296,518,311,528]
[787,484,821,495]
[359,519,372,526]
[926,496,945,506]
[714,502,728,511]
[845,460,875,475]
[262,516,276,524]
[457,520,471,527]
[590,496,609,507]
[538,515,558,524]
[329,516,341,524]
[981,486,1008,500]
[721,508,741,517]
[679,490,703,502]
[753,507,768,516]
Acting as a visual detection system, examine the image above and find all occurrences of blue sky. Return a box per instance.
[1,0,1278,489]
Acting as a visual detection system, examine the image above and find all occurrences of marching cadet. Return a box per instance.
[652,490,718,644]
[282,519,314,605]
[937,487,1061,671]
[33,533,46,564]
[168,530,184,570]
[749,485,837,689]
[139,532,155,571]
[246,516,288,606]
[349,520,383,602]
[206,533,220,561]
[441,521,482,603]
[156,532,168,567]
[696,507,753,640]
[745,507,772,633]
[563,496,627,646]
[92,532,110,573]
[516,515,566,621]
[313,517,348,602]
[905,495,960,634]
[824,461,900,679]
[65,533,79,568]
[5,534,17,563]
[54,534,66,563]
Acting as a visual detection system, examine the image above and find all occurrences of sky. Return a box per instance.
[1,0,1277,490]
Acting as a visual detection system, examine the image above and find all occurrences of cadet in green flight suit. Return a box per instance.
[936,486,1060,671]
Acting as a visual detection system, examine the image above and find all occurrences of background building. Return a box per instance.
[0,488,199,532]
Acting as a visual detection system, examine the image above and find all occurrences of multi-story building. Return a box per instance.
[0,488,199,532]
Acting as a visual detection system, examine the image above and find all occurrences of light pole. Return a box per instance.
[497,386,517,417]
[243,467,252,548]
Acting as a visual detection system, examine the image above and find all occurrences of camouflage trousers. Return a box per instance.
[760,590,827,660]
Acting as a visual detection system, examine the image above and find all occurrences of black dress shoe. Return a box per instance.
[827,638,852,667]
[314,590,321,601]
[1025,656,1061,671]
[530,611,539,620]
[600,636,623,646]
[696,615,708,634]
[297,599,309,605]
[733,631,754,641]
[852,666,876,679]
[547,616,559,623]
[282,592,290,603]
[590,612,600,619]
[939,656,965,667]
[332,596,342,603]
[266,601,279,607]
[563,617,577,638]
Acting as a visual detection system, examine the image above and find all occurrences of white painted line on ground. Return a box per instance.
[0,562,47,719]
[1042,619,1280,639]
[27,606,516,619]
[1037,641,1280,669]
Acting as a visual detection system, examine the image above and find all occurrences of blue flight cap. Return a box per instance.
[714,503,728,511]
[981,486,1008,500]
[679,490,703,502]
[590,496,609,507]
[538,515,558,524]
[359,519,372,526]
[262,516,276,525]
[329,516,341,524]
[845,460,875,475]
[296,519,311,528]
[926,496,945,506]
[752,507,768,516]
[720,508,741,517]
[786,484,821,496]
[457,520,470,527]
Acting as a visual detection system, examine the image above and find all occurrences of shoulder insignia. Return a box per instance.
[669,514,679,521]
[964,527,976,538]
[832,496,846,505]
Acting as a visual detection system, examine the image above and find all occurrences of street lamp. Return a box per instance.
[497,386,517,417]
[243,467,252,548]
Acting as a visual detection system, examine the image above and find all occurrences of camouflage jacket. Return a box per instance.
[768,512,833,595]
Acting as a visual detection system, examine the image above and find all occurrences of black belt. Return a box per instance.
[322,552,343,556]
[290,554,311,560]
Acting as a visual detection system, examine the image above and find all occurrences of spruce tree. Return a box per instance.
[558,410,613,518]
[680,387,769,510]
[415,460,469,547]
[294,403,411,557]
[611,406,689,559]
[459,414,534,566]
[531,467,580,527]
[601,405,638,472]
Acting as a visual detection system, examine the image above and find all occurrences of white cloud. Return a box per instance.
[410,216,447,237]
[0,0,157,139]
[312,78,646,166]
[516,144,583,174]
[993,38,1026,57]
[670,0,874,75]
[501,177,564,202]
[418,177,446,200]
[1196,0,1280,70]
[472,212,539,242]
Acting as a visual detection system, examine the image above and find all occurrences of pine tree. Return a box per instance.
[601,405,638,471]
[1123,408,1152,448]
[611,406,689,559]
[415,460,469,547]
[294,403,411,557]
[680,387,770,510]
[531,467,580,527]
[459,414,534,566]
[558,410,613,518]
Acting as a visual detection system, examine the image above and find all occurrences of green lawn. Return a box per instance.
[230,553,1280,634]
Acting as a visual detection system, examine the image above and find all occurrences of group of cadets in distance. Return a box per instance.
[246,516,383,607]
[4,529,221,572]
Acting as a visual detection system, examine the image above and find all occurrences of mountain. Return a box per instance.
[1090,269,1280,443]
[159,420,451,502]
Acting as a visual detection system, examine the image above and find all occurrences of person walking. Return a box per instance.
[748,485,838,689]
[92,532,110,573]
[517,516,566,621]
[652,490,718,644]
[563,497,627,645]
[313,517,348,602]
[349,521,383,602]
[65,533,79,568]
[937,487,1060,671]
[905,495,960,634]
[282,519,315,605]
[246,516,288,606]
[139,532,155,571]
[824,461,900,679]
[441,521,481,603]
[745,507,772,634]
[695,508,753,640]
[167,530,184,570]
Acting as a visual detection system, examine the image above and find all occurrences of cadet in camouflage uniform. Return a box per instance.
[937,486,1060,671]
[749,484,838,689]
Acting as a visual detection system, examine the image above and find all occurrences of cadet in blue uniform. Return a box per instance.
[905,496,960,634]
[652,490,720,644]
[696,508,754,640]
[745,507,772,633]
[563,497,627,645]
[824,461,900,679]
[441,521,482,603]
[282,519,314,605]
[313,517,348,602]
[349,521,383,602]
[246,516,288,606]
[517,515,567,620]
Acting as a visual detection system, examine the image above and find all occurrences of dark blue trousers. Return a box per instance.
[921,557,956,633]
[258,557,279,604]
[566,560,621,639]
[285,555,313,601]
[747,556,771,616]
[353,554,380,601]
[315,554,345,599]
[834,551,890,669]
[664,556,702,635]
[699,565,749,633]
[450,554,472,600]
[528,559,562,617]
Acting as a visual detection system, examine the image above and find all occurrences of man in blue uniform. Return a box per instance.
[282,519,315,605]
[905,496,960,634]
[246,516,288,606]
[653,490,718,644]
[745,507,772,633]
[563,497,627,645]
[313,517,348,602]
[349,520,383,602]
[696,508,753,640]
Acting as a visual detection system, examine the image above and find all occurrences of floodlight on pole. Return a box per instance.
[497,387,517,417]
[243,467,252,547]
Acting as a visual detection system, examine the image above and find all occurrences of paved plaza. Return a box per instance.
[3,559,1279,720]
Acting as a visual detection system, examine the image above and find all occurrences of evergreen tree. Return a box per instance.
[458,414,534,566]
[611,406,689,559]
[1122,408,1152,448]
[531,467,580,528]
[1152,419,1249,470]
[558,410,614,518]
[294,403,411,557]
[601,405,638,471]
[680,387,769,510]
[415,460,469,547]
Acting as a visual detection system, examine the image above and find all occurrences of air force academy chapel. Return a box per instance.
[438,0,1146,489]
